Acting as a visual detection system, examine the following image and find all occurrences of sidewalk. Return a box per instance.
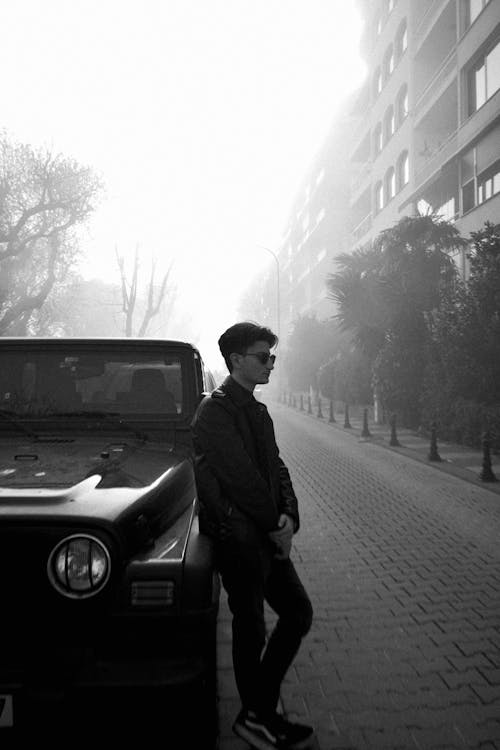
[214,398,500,750]
[282,399,500,497]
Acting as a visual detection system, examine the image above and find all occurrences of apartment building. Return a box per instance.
[237,114,355,341]
[277,116,357,338]
[239,0,500,346]
[350,0,500,275]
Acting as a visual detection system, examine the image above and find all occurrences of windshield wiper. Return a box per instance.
[45,410,148,441]
[0,409,39,440]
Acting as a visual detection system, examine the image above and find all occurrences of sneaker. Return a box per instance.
[233,708,314,750]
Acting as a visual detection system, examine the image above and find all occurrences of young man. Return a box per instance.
[191,322,314,750]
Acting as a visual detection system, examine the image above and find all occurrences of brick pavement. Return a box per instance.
[285,398,499,495]
[215,399,500,750]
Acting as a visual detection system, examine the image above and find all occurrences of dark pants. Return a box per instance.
[217,541,313,716]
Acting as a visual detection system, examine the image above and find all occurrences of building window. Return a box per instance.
[385,167,396,201]
[383,105,395,144]
[437,197,457,222]
[466,0,490,28]
[478,159,500,204]
[397,151,409,189]
[461,148,476,212]
[383,44,395,82]
[396,84,409,125]
[373,123,383,156]
[468,38,500,114]
[395,20,408,60]
[374,66,382,96]
[375,181,384,212]
[462,180,475,211]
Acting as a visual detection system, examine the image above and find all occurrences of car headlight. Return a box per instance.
[47,534,111,599]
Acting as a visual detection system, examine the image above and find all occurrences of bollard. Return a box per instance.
[292,395,297,409]
[288,392,293,407]
[344,403,352,429]
[329,399,336,423]
[300,394,304,411]
[361,407,372,438]
[317,398,323,419]
[428,421,442,461]
[389,413,401,447]
[479,430,498,482]
[307,395,312,414]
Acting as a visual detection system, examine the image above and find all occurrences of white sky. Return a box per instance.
[2,0,365,369]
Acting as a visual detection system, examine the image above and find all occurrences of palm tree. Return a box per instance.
[373,214,463,335]
[327,213,465,426]
[326,245,387,361]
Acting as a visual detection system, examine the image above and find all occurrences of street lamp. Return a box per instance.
[257,245,280,341]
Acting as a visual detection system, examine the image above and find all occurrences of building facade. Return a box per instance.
[237,114,355,342]
[276,116,355,339]
[239,0,500,347]
[351,0,500,274]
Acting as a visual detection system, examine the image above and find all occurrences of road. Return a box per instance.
[217,402,500,750]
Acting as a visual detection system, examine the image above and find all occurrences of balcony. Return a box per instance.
[349,118,371,162]
[350,161,372,195]
[414,129,458,189]
[414,1,457,102]
[458,88,500,153]
[414,0,452,53]
[351,214,372,245]
[414,50,458,125]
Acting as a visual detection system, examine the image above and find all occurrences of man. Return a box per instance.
[191,322,314,750]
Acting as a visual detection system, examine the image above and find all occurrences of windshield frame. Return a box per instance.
[0,339,200,430]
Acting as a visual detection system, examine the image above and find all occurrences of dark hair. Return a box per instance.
[218,321,278,372]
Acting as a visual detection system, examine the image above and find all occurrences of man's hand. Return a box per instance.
[268,514,294,560]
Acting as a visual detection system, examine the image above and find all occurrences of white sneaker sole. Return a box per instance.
[233,721,278,750]
[233,721,315,750]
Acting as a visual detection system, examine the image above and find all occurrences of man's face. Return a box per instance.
[231,339,275,389]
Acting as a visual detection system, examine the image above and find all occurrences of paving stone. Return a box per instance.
[479,668,500,686]
[440,669,489,689]
[216,403,500,749]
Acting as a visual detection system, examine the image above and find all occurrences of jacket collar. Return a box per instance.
[221,375,256,407]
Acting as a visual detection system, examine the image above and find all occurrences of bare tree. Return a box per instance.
[115,244,173,337]
[0,131,103,334]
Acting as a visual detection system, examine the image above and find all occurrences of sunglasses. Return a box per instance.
[244,352,276,365]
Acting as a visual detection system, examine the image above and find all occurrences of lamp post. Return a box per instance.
[257,245,280,341]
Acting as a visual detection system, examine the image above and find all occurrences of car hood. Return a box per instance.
[0,436,179,489]
[0,436,195,537]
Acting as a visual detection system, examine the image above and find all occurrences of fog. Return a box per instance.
[1,0,365,368]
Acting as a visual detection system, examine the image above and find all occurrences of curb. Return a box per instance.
[275,400,500,497]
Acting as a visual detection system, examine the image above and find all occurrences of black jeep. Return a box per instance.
[0,337,219,742]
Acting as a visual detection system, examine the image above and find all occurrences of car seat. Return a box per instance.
[129,368,177,413]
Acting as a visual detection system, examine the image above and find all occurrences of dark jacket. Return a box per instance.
[191,376,299,545]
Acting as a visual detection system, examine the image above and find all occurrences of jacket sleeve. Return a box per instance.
[276,457,300,533]
[192,397,280,532]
